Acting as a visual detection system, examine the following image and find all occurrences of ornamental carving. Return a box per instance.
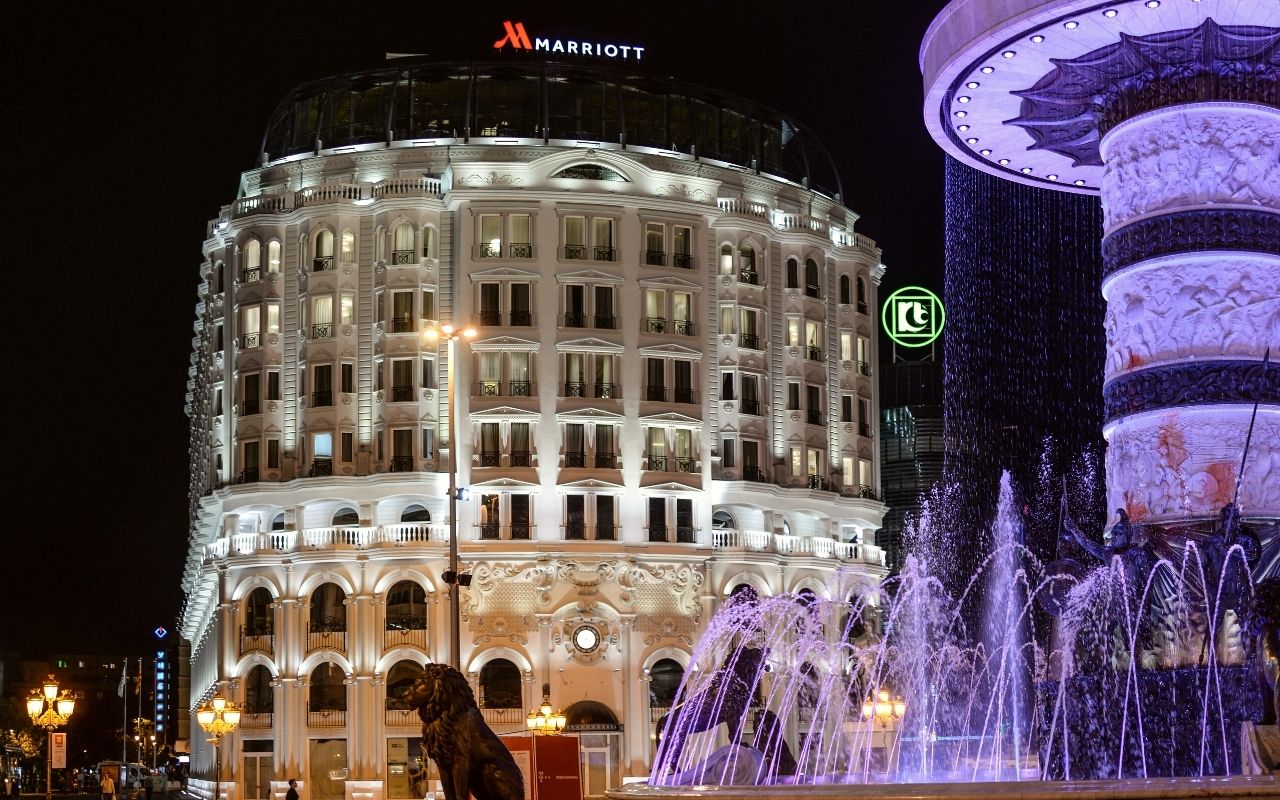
[1106,410,1280,523]
[1100,106,1280,231]
[460,172,522,186]
[529,560,618,603]
[1103,360,1279,421]
[1008,20,1279,168]
[1101,209,1280,278]
[656,184,711,202]
[1104,259,1280,380]
[617,562,703,621]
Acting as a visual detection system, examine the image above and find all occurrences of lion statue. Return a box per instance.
[403,664,524,800]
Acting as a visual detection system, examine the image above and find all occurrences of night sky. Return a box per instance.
[5,0,949,658]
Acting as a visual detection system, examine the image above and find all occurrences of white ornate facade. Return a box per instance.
[180,62,888,800]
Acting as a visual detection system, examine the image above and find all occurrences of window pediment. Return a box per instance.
[557,477,625,491]
[469,406,540,422]
[556,407,625,424]
[469,267,540,282]
[557,338,624,354]
[639,412,703,429]
[469,476,541,490]
[556,269,624,285]
[637,343,703,361]
[638,276,702,292]
[470,336,540,352]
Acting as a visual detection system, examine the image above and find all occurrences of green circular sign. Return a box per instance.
[881,286,945,348]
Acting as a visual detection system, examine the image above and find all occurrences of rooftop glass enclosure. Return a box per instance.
[261,61,843,198]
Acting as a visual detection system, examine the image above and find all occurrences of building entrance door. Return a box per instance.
[242,749,273,800]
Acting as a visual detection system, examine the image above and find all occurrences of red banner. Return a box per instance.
[533,735,581,800]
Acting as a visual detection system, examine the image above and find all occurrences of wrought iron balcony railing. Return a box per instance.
[595,525,616,540]
[564,382,587,398]
[673,388,698,405]
[312,390,333,407]
[805,284,821,299]
[565,452,586,468]
[313,256,334,272]
[860,484,879,500]
[563,244,588,260]
[237,467,260,484]
[740,399,761,416]
[476,381,501,397]
[242,267,261,283]
[594,452,615,468]
[743,466,767,483]
[479,242,502,258]
[647,455,668,471]
[647,526,668,543]
[390,386,415,402]
[479,523,500,540]
[510,450,531,467]
[740,333,761,350]
[563,312,587,328]
[478,451,500,467]
[676,527,696,543]
[390,317,416,333]
[675,458,696,473]
[673,319,694,336]
[389,455,415,472]
[509,242,533,259]
[565,524,587,540]
[645,317,667,333]
[241,399,261,416]
[311,323,334,339]
[857,301,868,315]
[477,309,502,327]
[807,346,824,361]
[673,253,694,269]
[240,332,261,349]
[509,380,533,397]
[594,383,618,399]
[510,310,533,326]
[859,423,872,438]
[510,523,531,540]
[646,386,667,402]
[738,270,759,286]
[391,250,415,265]
[594,315,616,330]
[309,458,333,477]
[645,250,666,266]
[858,360,872,377]
[594,246,616,261]
[807,474,834,492]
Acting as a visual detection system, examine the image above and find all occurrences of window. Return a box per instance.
[673,226,692,268]
[720,244,733,275]
[721,437,735,468]
[241,305,261,348]
[859,398,872,438]
[392,223,415,263]
[786,258,799,289]
[721,371,735,401]
[266,303,281,334]
[310,583,347,634]
[340,295,355,326]
[738,244,757,283]
[740,309,761,350]
[245,588,273,636]
[511,423,530,466]
[480,423,500,466]
[391,292,414,333]
[842,395,854,423]
[787,382,800,411]
[551,163,627,181]
[385,661,425,709]
[646,358,666,401]
[242,373,261,415]
[478,659,521,709]
[341,363,354,394]
[243,240,261,281]
[478,352,501,396]
[510,495,531,539]
[672,292,693,336]
[674,361,694,404]
[841,332,854,362]
[648,497,667,541]
[562,215,615,261]
[645,223,665,265]
[856,276,868,314]
[332,506,358,526]
[267,241,281,273]
[674,429,694,472]
[786,317,801,347]
[564,353,586,396]
[314,230,334,271]
[594,285,614,329]
[245,665,273,714]
[337,432,353,464]
[422,358,436,389]
[650,659,685,710]
[510,283,531,326]
[509,214,531,257]
[423,227,436,259]
[839,274,852,304]
[858,337,871,374]
[478,283,501,326]
[241,440,260,482]
[511,352,532,396]
[564,285,586,327]
[566,495,586,539]
[340,230,356,264]
[422,428,435,460]
[479,214,502,258]
[401,504,431,523]
[791,447,803,477]
[805,320,823,360]
[313,432,334,475]
[806,384,822,425]
[593,353,615,398]
[647,427,667,470]
[804,259,820,298]
[596,495,616,539]
[644,289,666,333]
[860,458,873,491]
[313,364,333,406]
[842,456,855,487]
[595,424,615,467]
[267,439,280,469]
[676,498,694,542]
[565,423,585,467]
[312,295,334,338]
[308,662,345,712]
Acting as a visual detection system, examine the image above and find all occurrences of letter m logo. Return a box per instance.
[494,20,533,50]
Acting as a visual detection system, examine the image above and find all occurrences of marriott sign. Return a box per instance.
[494,21,646,61]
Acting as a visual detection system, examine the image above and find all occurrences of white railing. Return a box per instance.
[717,198,770,219]
[372,178,443,198]
[295,183,365,207]
[207,523,449,560]
[232,194,291,218]
[712,529,885,566]
[774,212,829,236]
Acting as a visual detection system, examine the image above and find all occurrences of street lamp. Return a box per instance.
[424,322,477,672]
[27,675,75,800]
[195,694,241,800]
[860,689,906,774]
[150,735,157,770]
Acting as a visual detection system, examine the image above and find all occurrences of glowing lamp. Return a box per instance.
[223,707,241,727]
[196,708,215,727]
[212,695,227,712]
[43,680,58,701]
[57,696,75,717]
[893,700,907,718]
[541,701,552,716]
[526,711,538,730]
[27,696,43,718]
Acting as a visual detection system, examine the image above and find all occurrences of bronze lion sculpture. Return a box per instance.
[403,663,524,800]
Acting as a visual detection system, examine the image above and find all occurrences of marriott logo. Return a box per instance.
[493,20,646,61]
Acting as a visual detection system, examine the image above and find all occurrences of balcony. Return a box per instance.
[675,457,697,474]
[594,383,618,399]
[858,360,872,377]
[205,522,451,561]
[565,524,587,540]
[310,323,334,339]
[509,380,533,397]
[241,399,261,416]
[645,250,666,266]
[391,250,415,265]
[806,409,825,426]
[563,312,587,328]
[476,381,501,397]
[676,527,696,543]
[479,523,500,540]
[389,317,416,333]
[807,474,835,492]
[859,423,872,438]
[510,523,531,540]
[740,333,761,351]
[312,256,335,272]
[645,386,667,402]
[740,399,761,416]
[673,319,694,336]
[307,708,347,727]
[743,466,767,483]
[647,455,668,471]
[312,390,334,407]
[594,246,616,261]
[594,452,615,468]
[390,386,415,402]
[738,270,759,286]
[389,455,415,472]
[594,315,616,330]
[509,242,533,259]
[647,526,668,543]
[384,615,427,651]
[477,309,502,327]
[242,267,262,283]
[240,332,261,349]
[309,458,333,477]
[563,244,588,260]
[805,284,821,299]
[565,452,586,468]
[307,619,346,652]
[385,708,417,727]
[240,626,273,657]
[644,317,667,334]
[564,382,588,398]
[673,388,698,405]
[240,712,273,729]
[673,253,694,269]
[479,242,502,258]
[236,467,260,484]
[806,346,824,361]
[510,310,533,327]
[478,451,500,467]
[511,450,531,467]
[711,528,886,567]
[859,484,879,500]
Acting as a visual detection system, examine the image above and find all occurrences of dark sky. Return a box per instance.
[4,0,949,658]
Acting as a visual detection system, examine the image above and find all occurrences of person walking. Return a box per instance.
[101,771,116,800]
[285,779,299,800]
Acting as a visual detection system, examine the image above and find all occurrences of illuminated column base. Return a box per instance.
[1100,102,1280,523]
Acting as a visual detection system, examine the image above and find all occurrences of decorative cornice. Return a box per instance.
[1103,359,1279,422]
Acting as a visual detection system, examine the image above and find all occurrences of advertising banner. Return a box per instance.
[533,735,581,800]
[502,736,534,800]
[52,733,67,769]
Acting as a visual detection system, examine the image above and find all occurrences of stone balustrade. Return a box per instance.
[205,522,448,560]
[711,529,884,566]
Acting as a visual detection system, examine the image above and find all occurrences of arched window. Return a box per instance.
[839,275,852,304]
[478,659,522,709]
[340,230,356,263]
[550,164,628,181]
[804,259,820,297]
[738,244,756,281]
[316,230,334,258]
[332,506,359,526]
[244,665,273,714]
[385,581,428,632]
[271,512,286,531]
[423,227,436,259]
[786,258,799,289]
[720,244,733,275]
[267,241,282,273]
[245,587,274,635]
[385,660,425,709]
[393,223,415,263]
[308,662,346,711]
[401,504,431,523]
[648,659,684,710]
[310,583,347,633]
[244,240,261,271]
[856,276,868,313]
[711,510,736,530]
[729,583,759,603]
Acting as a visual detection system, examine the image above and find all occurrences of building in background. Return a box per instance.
[179,59,889,799]
[877,358,944,574]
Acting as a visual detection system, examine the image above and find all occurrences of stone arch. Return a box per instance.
[720,571,772,598]
[788,575,830,600]
[373,568,437,597]
[232,651,278,680]
[296,569,356,600]
[297,650,353,680]
[375,647,432,676]
[230,573,282,602]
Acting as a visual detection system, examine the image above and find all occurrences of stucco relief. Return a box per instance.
[1103,258,1280,379]
[1100,106,1280,231]
[1106,408,1280,523]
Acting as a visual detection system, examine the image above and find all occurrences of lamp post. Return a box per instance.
[150,735,157,770]
[860,689,906,775]
[424,322,477,671]
[27,675,75,800]
[195,695,241,800]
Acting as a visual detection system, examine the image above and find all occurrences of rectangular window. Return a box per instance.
[266,303,281,334]
[805,320,822,349]
[787,382,800,410]
[596,424,615,464]
[860,458,873,488]
[594,285,614,328]
[841,332,854,362]
[646,358,666,398]
[340,295,355,326]
[509,214,531,252]
[648,497,667,540]
[645,223,664,263]
[720,305,735,335]
[510,284,531,325]
[423,427,435,459]
[341,363,354,394]
[510,495,531,539]
[565,285,585,326]
[787,259,799,288]
[423,290,436,322]
[243,440,260,474]
[479,283,501,316]
[859,398,871,433]
[511,423,529,464]
[313,364,333,405]
[721,437,735,468]
[341,432,354,463]
[314,432,334,459]
[393,429,413,459]
[392,359,413,391]
[566,495,586,539]
[596,495,615,539]
[481,423,500,457]
[564,216,586,248]
[267,439,280,469]
[790,447,802,477]
[676,498,693,542]
[842,395,854,423]
[593,218,614,254]
[479,215,502,256]
[858,336,870,364]
[422,358,436,389]
[786,317,801,347]
[842,456,855,487]
[242,305,261,335]
[212,323,223,352]
[721,371,735,401]
[673,226,691,255]
[565,423,585,464]
[213,386,223,415]
[243,372,261,407]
